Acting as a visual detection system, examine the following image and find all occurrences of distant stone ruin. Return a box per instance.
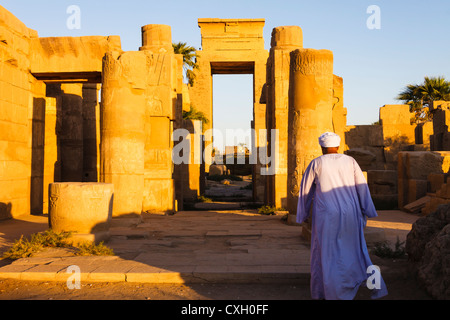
[1,5,450,229]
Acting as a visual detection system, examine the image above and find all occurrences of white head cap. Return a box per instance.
[319,132,341,148]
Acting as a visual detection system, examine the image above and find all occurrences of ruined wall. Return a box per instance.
[345,103,450,211]
[379,104,416,167]
[430,101,450,151]
[344,105,416,209]
[0,4,186,219]
[399,151,450,211]
[0,5,125,219]
[0,6,47,219]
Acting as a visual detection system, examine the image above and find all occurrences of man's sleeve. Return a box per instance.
[296,161,316,224]
[353,159,378,219]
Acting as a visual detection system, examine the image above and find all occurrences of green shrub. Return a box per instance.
[258,205,277,215]
[75,241,114,256]
[371,237,406,259]
[196,195,212,203]
[2,230,72,260]
[2,229,115,260]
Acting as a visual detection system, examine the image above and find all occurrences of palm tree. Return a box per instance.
[397,83,423,116]
[173,42,199,87]
[419,76,450,104]
[396,76,450,123]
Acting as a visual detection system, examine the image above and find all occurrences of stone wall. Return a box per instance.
[430,101,450,151]
[0,6,45,219]
[345,105,418,210]
[1,6,185,220]
[345,125,384,170]
[398,151,450,210]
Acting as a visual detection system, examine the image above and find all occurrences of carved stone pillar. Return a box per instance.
[100,51,147,218]
[287,49,334,225]
[266,26,303,209]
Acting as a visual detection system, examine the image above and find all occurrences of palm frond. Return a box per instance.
[396,76,450,123]
[173,41,200,86]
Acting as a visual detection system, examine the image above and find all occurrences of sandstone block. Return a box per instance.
[432,108,450,135]
[427,173,446,193]
[209,164,227,176]
[371,194,398,210]
[367,170,397,187]
[346,148,377,171]
[345,125,383,148]
[379,105,412,126]
[415,121,433,145]
[142,179,174,214]
[407,179,428,204]
[270,26,303,48]
[30,35,122,76]
[48,183,114,243]
[140,24,172,53]
[404,151,450,181]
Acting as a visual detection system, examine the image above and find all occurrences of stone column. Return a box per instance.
[266,26,303,209]
[140,24,176,214]
[140,24,173,53]
[49,182,113,244]
[82,83,100,182]
[100,51,147,218]
[287,49,334,224]
[60,83,84,182]
[43,96,60,214]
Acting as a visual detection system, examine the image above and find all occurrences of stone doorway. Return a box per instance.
[205,74,254,205]
[188,19,269,206]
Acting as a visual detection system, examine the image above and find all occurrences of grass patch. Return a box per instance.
[258,205,276,215]
[196,195,213,203]
[2,229,115,260]
[75,241,114,256]
[257,205,288,215]
[371,237,406,259]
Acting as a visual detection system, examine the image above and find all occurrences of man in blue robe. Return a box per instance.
[296,132,388,300]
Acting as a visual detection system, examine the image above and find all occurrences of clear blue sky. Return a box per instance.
[3,0,450,150]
